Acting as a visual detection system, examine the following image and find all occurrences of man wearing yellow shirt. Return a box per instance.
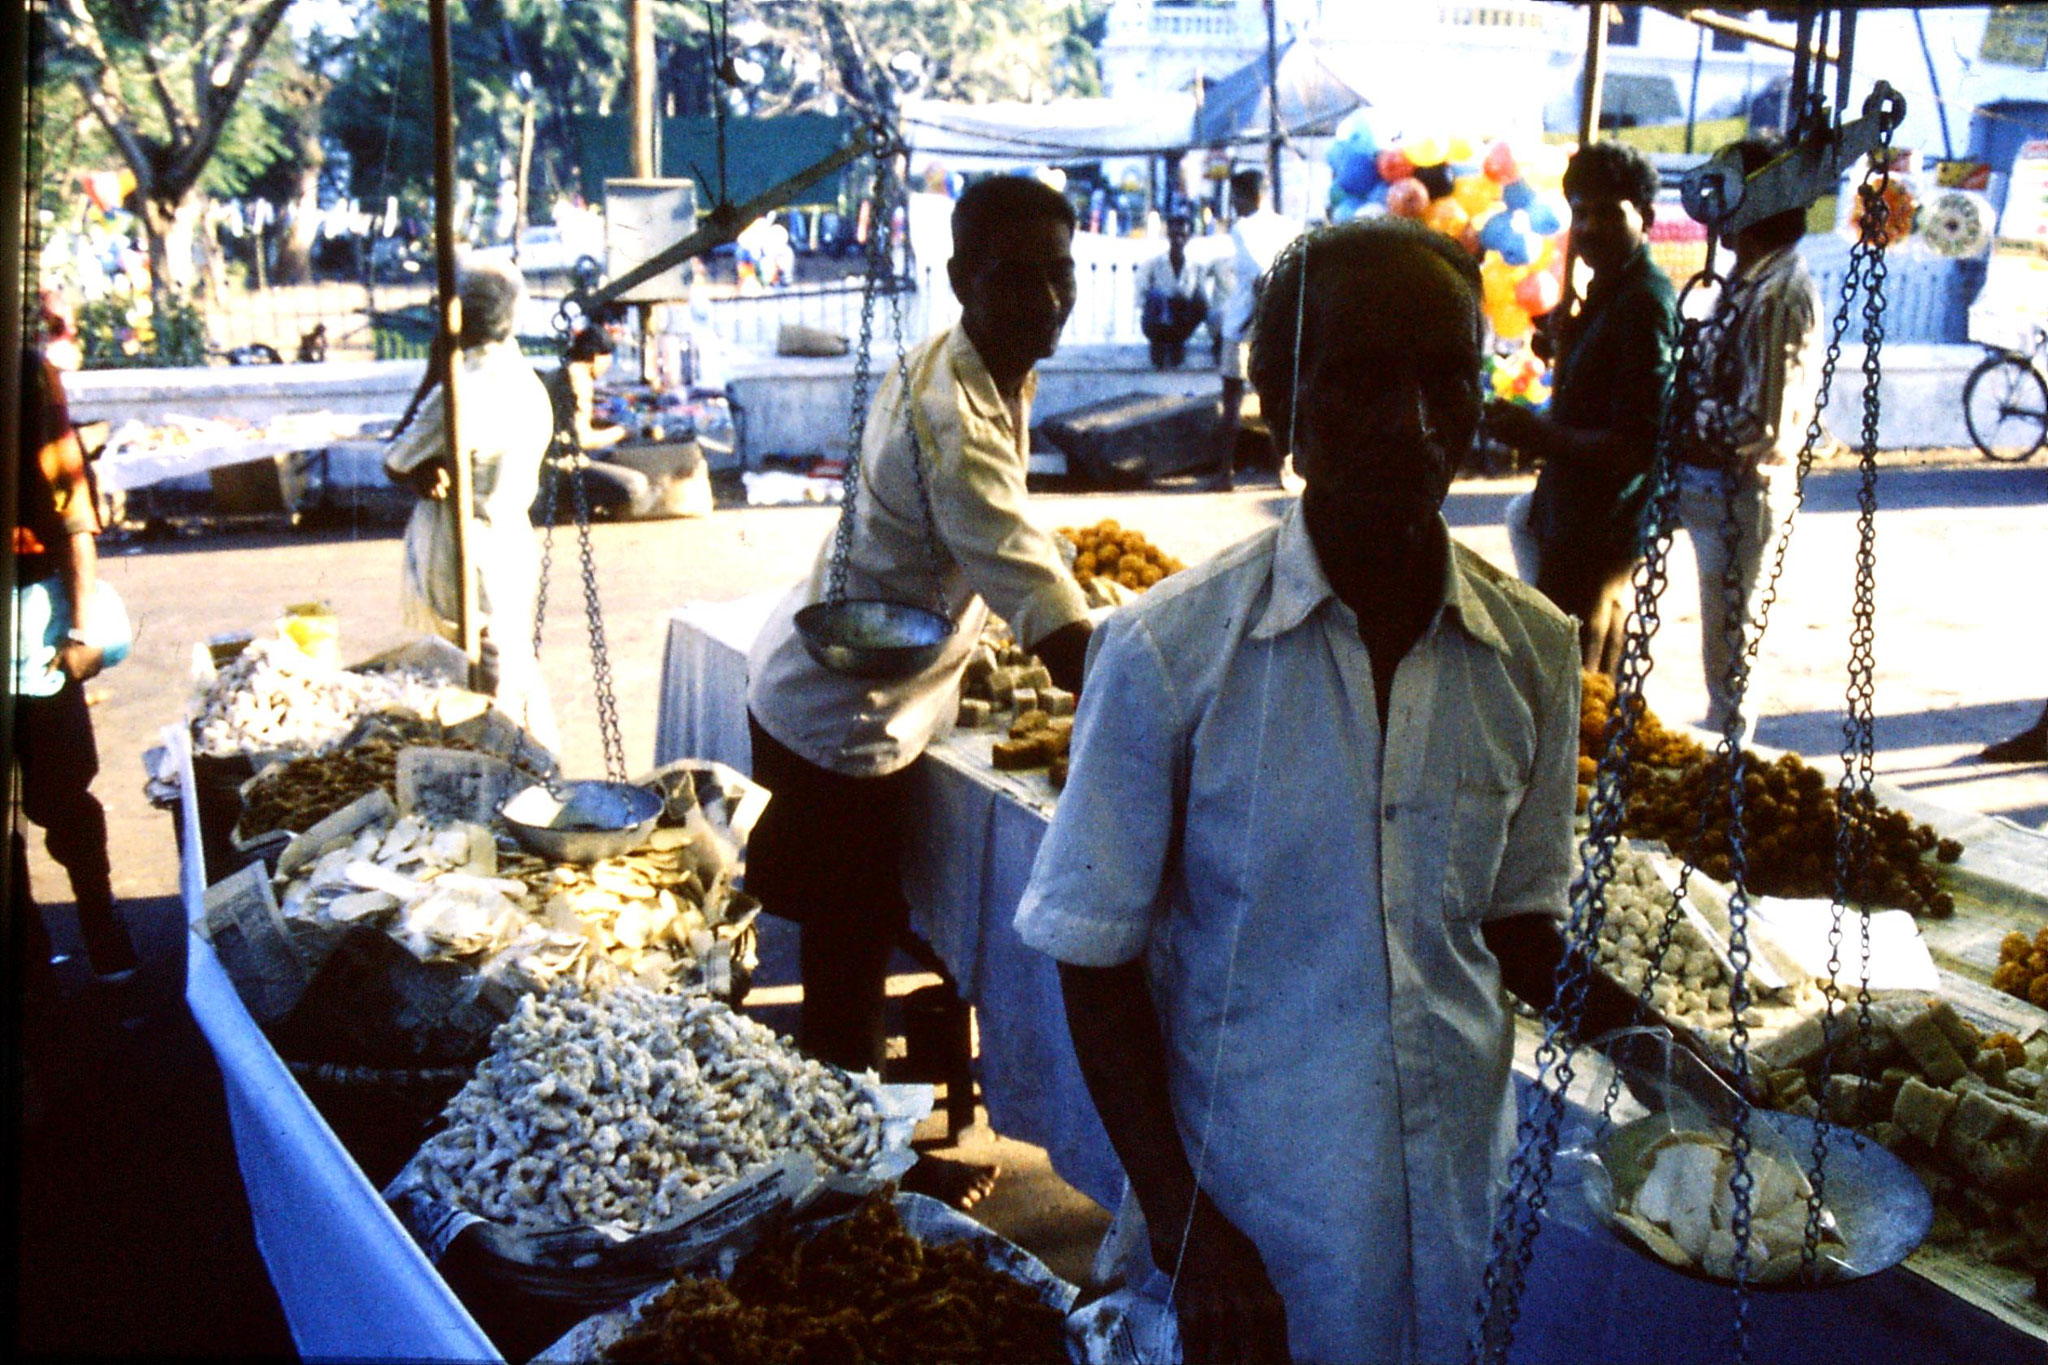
[745,176,1093,1201]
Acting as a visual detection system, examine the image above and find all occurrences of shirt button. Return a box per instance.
[1384,804,1397,823]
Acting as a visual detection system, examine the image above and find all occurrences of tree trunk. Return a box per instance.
[137,193,206,358]
[273,125,324,285]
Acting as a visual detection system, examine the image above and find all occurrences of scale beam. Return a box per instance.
[570,131,888,315]
[1681,82,1905,238]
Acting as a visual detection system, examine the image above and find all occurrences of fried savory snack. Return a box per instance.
[237,714,490,839]
[605,1194,1068,1365]
[1578,671,1964,916]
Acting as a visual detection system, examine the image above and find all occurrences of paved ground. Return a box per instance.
[17,456,2047,1356]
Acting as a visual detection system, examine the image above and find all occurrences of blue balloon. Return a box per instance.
[1501,178,1537,212]
[1526,201,1561,235]
[1335,148,1380,197]
[1498,215,1538,266]
[1365,181,1390,206]
[1478,209,1519,253]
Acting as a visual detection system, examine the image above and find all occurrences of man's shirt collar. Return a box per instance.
[1251,500,1512,657]
[946,324,1035,430]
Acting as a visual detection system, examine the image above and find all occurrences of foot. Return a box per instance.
[82,920,140,980]
[1980,725,2048,764]
[901,1153,1000,1211]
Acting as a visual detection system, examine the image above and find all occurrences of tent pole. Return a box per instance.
[1264,0,1282,206]
[1577,1,1608,150]
[428,0,480,686]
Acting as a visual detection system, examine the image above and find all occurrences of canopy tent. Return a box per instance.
[1193,39,1368,148]
[898,95,1197,170]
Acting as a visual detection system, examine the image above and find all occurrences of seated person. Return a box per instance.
[1137,212,1208,369]
[540,326,652,520]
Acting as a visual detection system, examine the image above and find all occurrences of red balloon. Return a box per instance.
[1483,140,1519,184]
[1515,269,1563,317]
[1377,149,1415,184]
[1385,177,1431,219]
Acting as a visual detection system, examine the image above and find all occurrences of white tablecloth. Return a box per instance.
[100,414,387,492]
[172,726,498,1362]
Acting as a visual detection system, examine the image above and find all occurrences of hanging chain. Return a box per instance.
[823,121,951,619]
[533,302,624,779]
[1804,112,1896,1276]
[570,457,625,779]
[826,122,900,607]
[1471,251,1742,1364]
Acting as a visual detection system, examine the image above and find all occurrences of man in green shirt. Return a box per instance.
[1487,141,1677,674]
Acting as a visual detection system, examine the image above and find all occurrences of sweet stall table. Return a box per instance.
[657,596,2048,1363]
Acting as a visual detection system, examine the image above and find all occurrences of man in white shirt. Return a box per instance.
[1016,220,1659,1363]
[746,176,1094,1200]
[1138,212,1208,369]
[1680,136,1826,739]
[1207,169,1298,491]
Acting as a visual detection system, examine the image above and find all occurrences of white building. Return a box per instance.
[1098,3,2035,157]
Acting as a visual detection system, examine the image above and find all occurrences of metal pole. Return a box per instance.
[513,95,535,265]
[1264,0,1282,208]
[630,0,657,383]
[1577,0,1608,151]
[629,0,655,180]
[1914,12,1954,161]
[1686,23,1705,155]
[429,0,480,683]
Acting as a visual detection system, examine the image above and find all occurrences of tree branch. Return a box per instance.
[47,2,158,193]
[167,0,292,197]
[139,42,189,156]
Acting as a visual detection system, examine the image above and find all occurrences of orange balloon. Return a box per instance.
[1515,269,1563,317]
[1425,196,1470,237]
[1451,173,1500,216]
[1385,177,1431,219]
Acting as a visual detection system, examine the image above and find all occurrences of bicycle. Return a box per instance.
[1963,324,2047,462]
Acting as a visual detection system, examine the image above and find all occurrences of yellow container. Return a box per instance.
[278,602,340,665]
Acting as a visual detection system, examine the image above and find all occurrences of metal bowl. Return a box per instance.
[500,780,664,863]
[795,599,955,681]
[1593,1108,1931,1288]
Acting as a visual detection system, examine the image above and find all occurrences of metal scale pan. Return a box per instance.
[1592,1108,1932,1289]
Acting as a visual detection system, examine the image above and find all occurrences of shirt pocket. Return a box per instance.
[1441,757,1529,922]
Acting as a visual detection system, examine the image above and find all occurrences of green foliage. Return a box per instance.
[37,0,299,202]
[76,288,209,368]
[332,0,1114,210]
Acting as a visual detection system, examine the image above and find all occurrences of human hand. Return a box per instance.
[56,639,105,683]
[414,461,453,500]
[1159,1193,1290,1365]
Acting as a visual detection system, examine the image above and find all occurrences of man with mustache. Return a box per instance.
[1018,220,1657,1362]
[746,174,1094,1206]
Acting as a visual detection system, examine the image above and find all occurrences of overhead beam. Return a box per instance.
[1645,4,1839,62]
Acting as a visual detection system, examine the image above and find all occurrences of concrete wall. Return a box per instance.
[57,339,1990,484]
[729,340,1990,463]
[62,359,434,427]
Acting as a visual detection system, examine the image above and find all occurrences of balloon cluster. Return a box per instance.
[1487,344,1551,409]
[1325,112,1574,346]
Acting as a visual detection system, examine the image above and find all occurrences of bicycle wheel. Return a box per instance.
[1963,353,2048,462]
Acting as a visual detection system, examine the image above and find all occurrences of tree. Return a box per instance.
[41,0,297,323]
[329,0,1110,222]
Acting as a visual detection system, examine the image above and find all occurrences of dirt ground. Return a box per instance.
[30,459,2048,1286]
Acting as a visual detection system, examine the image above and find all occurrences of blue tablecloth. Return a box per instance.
[173,726,499,1362]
